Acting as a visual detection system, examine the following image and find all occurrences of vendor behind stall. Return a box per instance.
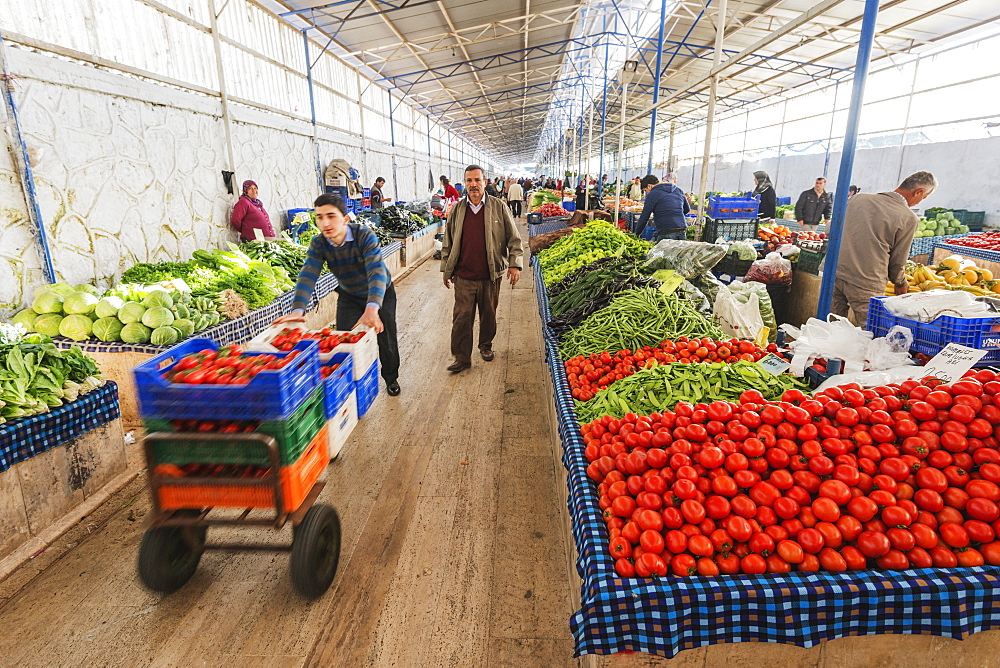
[230,180,275,242]
[752,170,777,219]
[636,174,690,241]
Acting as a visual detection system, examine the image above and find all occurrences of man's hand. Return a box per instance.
[443,275,452,289]
[355,305,384,334]
[507,267,520,287]
[273,312,306,326]
[894,283,910,295]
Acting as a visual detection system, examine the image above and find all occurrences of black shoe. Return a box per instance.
[387,382,400,396]
[447,360,471,373]
[480,349,495,362]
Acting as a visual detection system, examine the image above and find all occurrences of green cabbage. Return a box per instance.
[12,310,37,330]
[121,322,151,343]
[141,306,174,328]
[142,290,174,308]
[172,318,195,338]
[59,314,94,341]
[45,282,77,298]
[93,317,125,342]
[33,313,63,337]
[94,296,124,319]
[74,284,100,296]
[118,302,146,324]
[150,326,179,346]
[32,291,64,314]
[63,291,100,315]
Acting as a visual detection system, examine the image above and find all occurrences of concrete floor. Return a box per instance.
[1,231,1000,667]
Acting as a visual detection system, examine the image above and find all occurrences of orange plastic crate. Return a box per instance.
[157,425,330,512]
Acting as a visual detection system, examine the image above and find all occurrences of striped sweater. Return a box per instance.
[291,223,390,312]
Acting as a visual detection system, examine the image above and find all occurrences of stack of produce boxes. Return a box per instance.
[247,324,381,456]
[134,338,328,512]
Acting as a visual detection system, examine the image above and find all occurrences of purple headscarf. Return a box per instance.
[242,180,265,210]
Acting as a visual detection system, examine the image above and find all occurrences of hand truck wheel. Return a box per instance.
[290,503,341,598]
[137,510,207,593]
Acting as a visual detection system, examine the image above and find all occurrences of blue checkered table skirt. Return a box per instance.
[531,262,1000,659]
[51,274,340,355]
[0,381,120,472]
[529,220,571,237]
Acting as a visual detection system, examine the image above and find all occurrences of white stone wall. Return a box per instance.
[0,46,469,314]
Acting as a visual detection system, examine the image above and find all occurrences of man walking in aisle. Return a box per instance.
[506,179,524,218]
[441,165,523,373]
[274,193,401,396]
[794,177,833,230]
[832,171,936,327]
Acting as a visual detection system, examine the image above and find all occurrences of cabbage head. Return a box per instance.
[172,319,195,339]
[94,296,124,319]
[45,282,77,298]
[93,317,125,342]
[150,326,180,346]
[121,322,151,343]
[33,313,63,337]
[63,291,100,315]
[59,314,94,341]
[32,291,64,314]
[74,284,101,296]
[118,302,146,324]
[142,290,174,309]
[12,310,37,330]
[142,306,175,329]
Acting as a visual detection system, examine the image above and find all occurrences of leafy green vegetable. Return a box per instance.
[0,337,104,423]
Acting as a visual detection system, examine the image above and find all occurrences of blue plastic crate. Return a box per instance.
[321,352,354,419]
[356,360,379,418]
[866,297,1000,364]
[134,338,321,420]
[707,195,759,220]
[363,188,371,197]
[641,225,656,241]
[563,201,577,212]
[933,241,1000,265]
[776,196,791,206]
[287,208,312,226]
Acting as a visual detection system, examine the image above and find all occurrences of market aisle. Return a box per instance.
[0,246,581,667]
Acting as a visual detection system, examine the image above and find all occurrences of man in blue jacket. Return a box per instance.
[636,174,690,241]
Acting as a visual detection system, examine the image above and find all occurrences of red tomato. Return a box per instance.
[857,530,891,558]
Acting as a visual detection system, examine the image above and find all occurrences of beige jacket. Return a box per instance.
[506,183,524,201]
[441,196,523,281]
[836,191,918,290]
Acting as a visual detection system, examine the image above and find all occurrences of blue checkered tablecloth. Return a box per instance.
[531,262,1000,658]
[0,381,120,472]
[50,274,340,355]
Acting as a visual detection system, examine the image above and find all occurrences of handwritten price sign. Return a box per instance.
[919,344,988,384]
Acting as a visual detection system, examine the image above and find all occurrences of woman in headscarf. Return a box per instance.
[231,180,275,242]
[752,170,777,219]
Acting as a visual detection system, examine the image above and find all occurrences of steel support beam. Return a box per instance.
[647,0,668,175]
[817,0,881,319]
[696,0,726,240]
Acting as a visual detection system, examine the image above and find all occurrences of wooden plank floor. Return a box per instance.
[3,230,1000,667]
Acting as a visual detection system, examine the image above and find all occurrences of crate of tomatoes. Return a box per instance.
[133,338,320,421]
[248,324,377,381]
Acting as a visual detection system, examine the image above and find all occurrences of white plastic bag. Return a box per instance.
[776,244,801,258]
[786,315,874,375]
[745,251,793,287]
[882,289,994,322]
[865,326,915,371]
[713,286,765,339]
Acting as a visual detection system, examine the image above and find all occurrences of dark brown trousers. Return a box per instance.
[451,276,502,364]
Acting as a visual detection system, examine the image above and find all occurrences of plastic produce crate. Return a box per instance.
[776,196,791,206]
[563,201,577,212]
[702,218,759,243]
[144,386,325,467]
[527,212,543,225]
[356,360,380,418]
[707,196,759,220]
[964,211,986,231]
[326,389,358,460]
[866,297,1000,364]
[322,352,354,419]
[363,187,371,197]
[713,252,754,277]
[156,425,329,513]
[795,248,826,276]
[134,338,321,421]
[804,359,844,389]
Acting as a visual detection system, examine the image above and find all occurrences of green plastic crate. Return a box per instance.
[796,249,825,276]
[144,386,325,467]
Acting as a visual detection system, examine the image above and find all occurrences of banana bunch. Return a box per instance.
[886,257,1000,296]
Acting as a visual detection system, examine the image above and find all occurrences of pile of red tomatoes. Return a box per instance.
[582,369,1000,578]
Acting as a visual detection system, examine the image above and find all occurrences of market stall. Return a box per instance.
[528,220,1000,659]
